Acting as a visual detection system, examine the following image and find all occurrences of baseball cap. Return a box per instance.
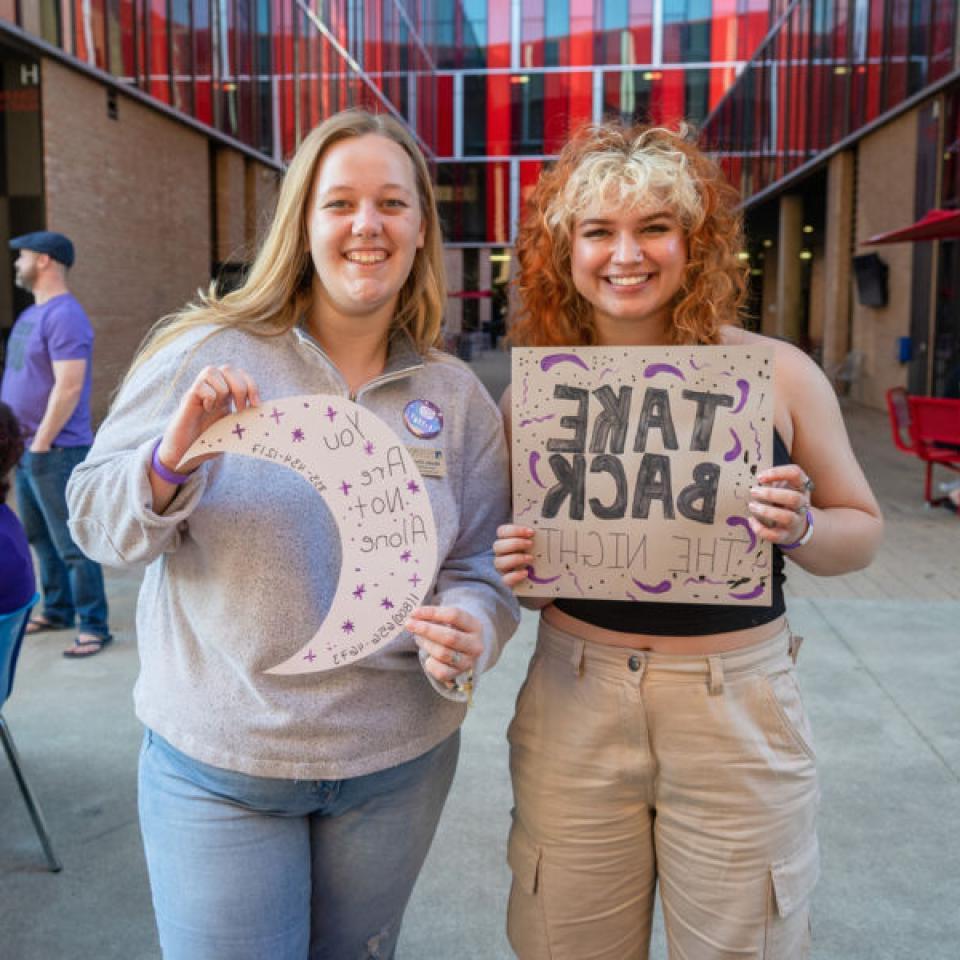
[10,230,75,268]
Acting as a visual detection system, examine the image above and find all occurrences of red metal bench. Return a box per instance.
[886,387,960,504]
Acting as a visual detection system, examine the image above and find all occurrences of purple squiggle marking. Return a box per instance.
[517,500,536,517]
[644,363,686,382]
[726,515,757,552]
[749,421,762,460]
[522,373,529,405]
[724,428,742,462]
[541,353,590,372]
[529,451,546,489]
[732,378,750,414]
[631,577,672,594]
[526,566,560,585]
[730,583,765,601]
[519,413,557,427]
[689,356,709,371]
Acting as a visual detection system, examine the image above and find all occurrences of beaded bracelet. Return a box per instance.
[780,508,814,550]
[151,439,193,486]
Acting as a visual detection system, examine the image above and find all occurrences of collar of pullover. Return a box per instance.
[292,324,425,400]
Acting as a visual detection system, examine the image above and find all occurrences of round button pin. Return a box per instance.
[403,399,444,439]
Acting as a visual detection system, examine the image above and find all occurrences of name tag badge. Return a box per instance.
[408,446,446,478]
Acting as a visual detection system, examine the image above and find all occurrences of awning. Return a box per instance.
[864,209,960,244]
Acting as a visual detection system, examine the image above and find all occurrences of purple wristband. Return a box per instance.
[780,508,814,550]
[151,440,193,486]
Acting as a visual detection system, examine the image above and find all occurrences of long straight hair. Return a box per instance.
[125,109,446,383]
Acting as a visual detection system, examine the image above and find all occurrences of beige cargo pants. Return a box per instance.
[507,620,820,959]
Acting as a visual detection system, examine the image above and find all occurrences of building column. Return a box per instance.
[822,150,855,372]
[776,194,804,342]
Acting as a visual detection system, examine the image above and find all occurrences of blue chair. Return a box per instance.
[1,592,63,872]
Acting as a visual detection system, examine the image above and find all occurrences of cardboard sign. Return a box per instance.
[511,346,774,605]
[180,395,439,672]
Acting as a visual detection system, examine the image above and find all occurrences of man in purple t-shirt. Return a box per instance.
[1,231,111,656]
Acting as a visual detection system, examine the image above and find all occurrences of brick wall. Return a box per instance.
[853,109,918,409]
[41,59,211,423]
[39,59,280,425]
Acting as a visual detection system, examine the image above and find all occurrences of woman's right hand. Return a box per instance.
[493,524,536,588]
[154,364,261,480]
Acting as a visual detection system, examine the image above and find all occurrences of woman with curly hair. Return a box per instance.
[0,401,36,614]
[494,122,882,959]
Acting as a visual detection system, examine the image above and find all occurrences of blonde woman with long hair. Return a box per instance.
[67,109,518,959]
[494,122,882,959]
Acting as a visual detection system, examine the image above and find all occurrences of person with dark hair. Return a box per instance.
[0,401,35,614]
[66,109,518,959]
[494,122,883,959]
[1,230,111,654]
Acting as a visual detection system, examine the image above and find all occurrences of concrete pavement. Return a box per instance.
[2,344,958,959]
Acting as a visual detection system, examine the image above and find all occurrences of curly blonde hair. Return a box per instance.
[511,122,746,347]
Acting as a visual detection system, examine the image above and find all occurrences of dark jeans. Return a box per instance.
[15,446,110,639]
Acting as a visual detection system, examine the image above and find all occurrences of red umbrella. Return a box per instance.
[864,208,960,244]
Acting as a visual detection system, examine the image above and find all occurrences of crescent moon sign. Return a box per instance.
[179,394,439,675]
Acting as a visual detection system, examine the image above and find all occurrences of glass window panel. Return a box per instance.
[511,74,544,155]
[463,74,487,156]
[907,0,932,94]
[521,0,545,69]
[436,163,486,243]
[72,0,107,69]
[684,68,709,123]
[602,69,652,124]
[662,0,711,64]
[170,0,194,116]
[461,0,487,67]
[929,0,956,83]
[253,0,271,154]
[543,70,572,152]
[147,0,171,104]
[884,0,910,110]
[194,0,214,125]
[105,0,137,81]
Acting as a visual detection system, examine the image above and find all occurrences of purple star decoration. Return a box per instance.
[292,428,305,442]
[341,620,355,634]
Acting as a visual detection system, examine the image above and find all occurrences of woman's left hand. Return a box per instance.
[748,464,816,546]
[406,606,483,687]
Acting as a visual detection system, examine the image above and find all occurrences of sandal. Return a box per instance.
[25,615,71,635]
[62,634,113,659]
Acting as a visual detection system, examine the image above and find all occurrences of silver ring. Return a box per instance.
[802,477,815,493]
[451,651,462,667]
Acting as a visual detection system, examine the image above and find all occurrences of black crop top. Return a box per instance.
[552,429,790,636]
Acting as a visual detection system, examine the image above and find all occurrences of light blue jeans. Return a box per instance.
[138,728,460,960]
[15,446,110,639]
